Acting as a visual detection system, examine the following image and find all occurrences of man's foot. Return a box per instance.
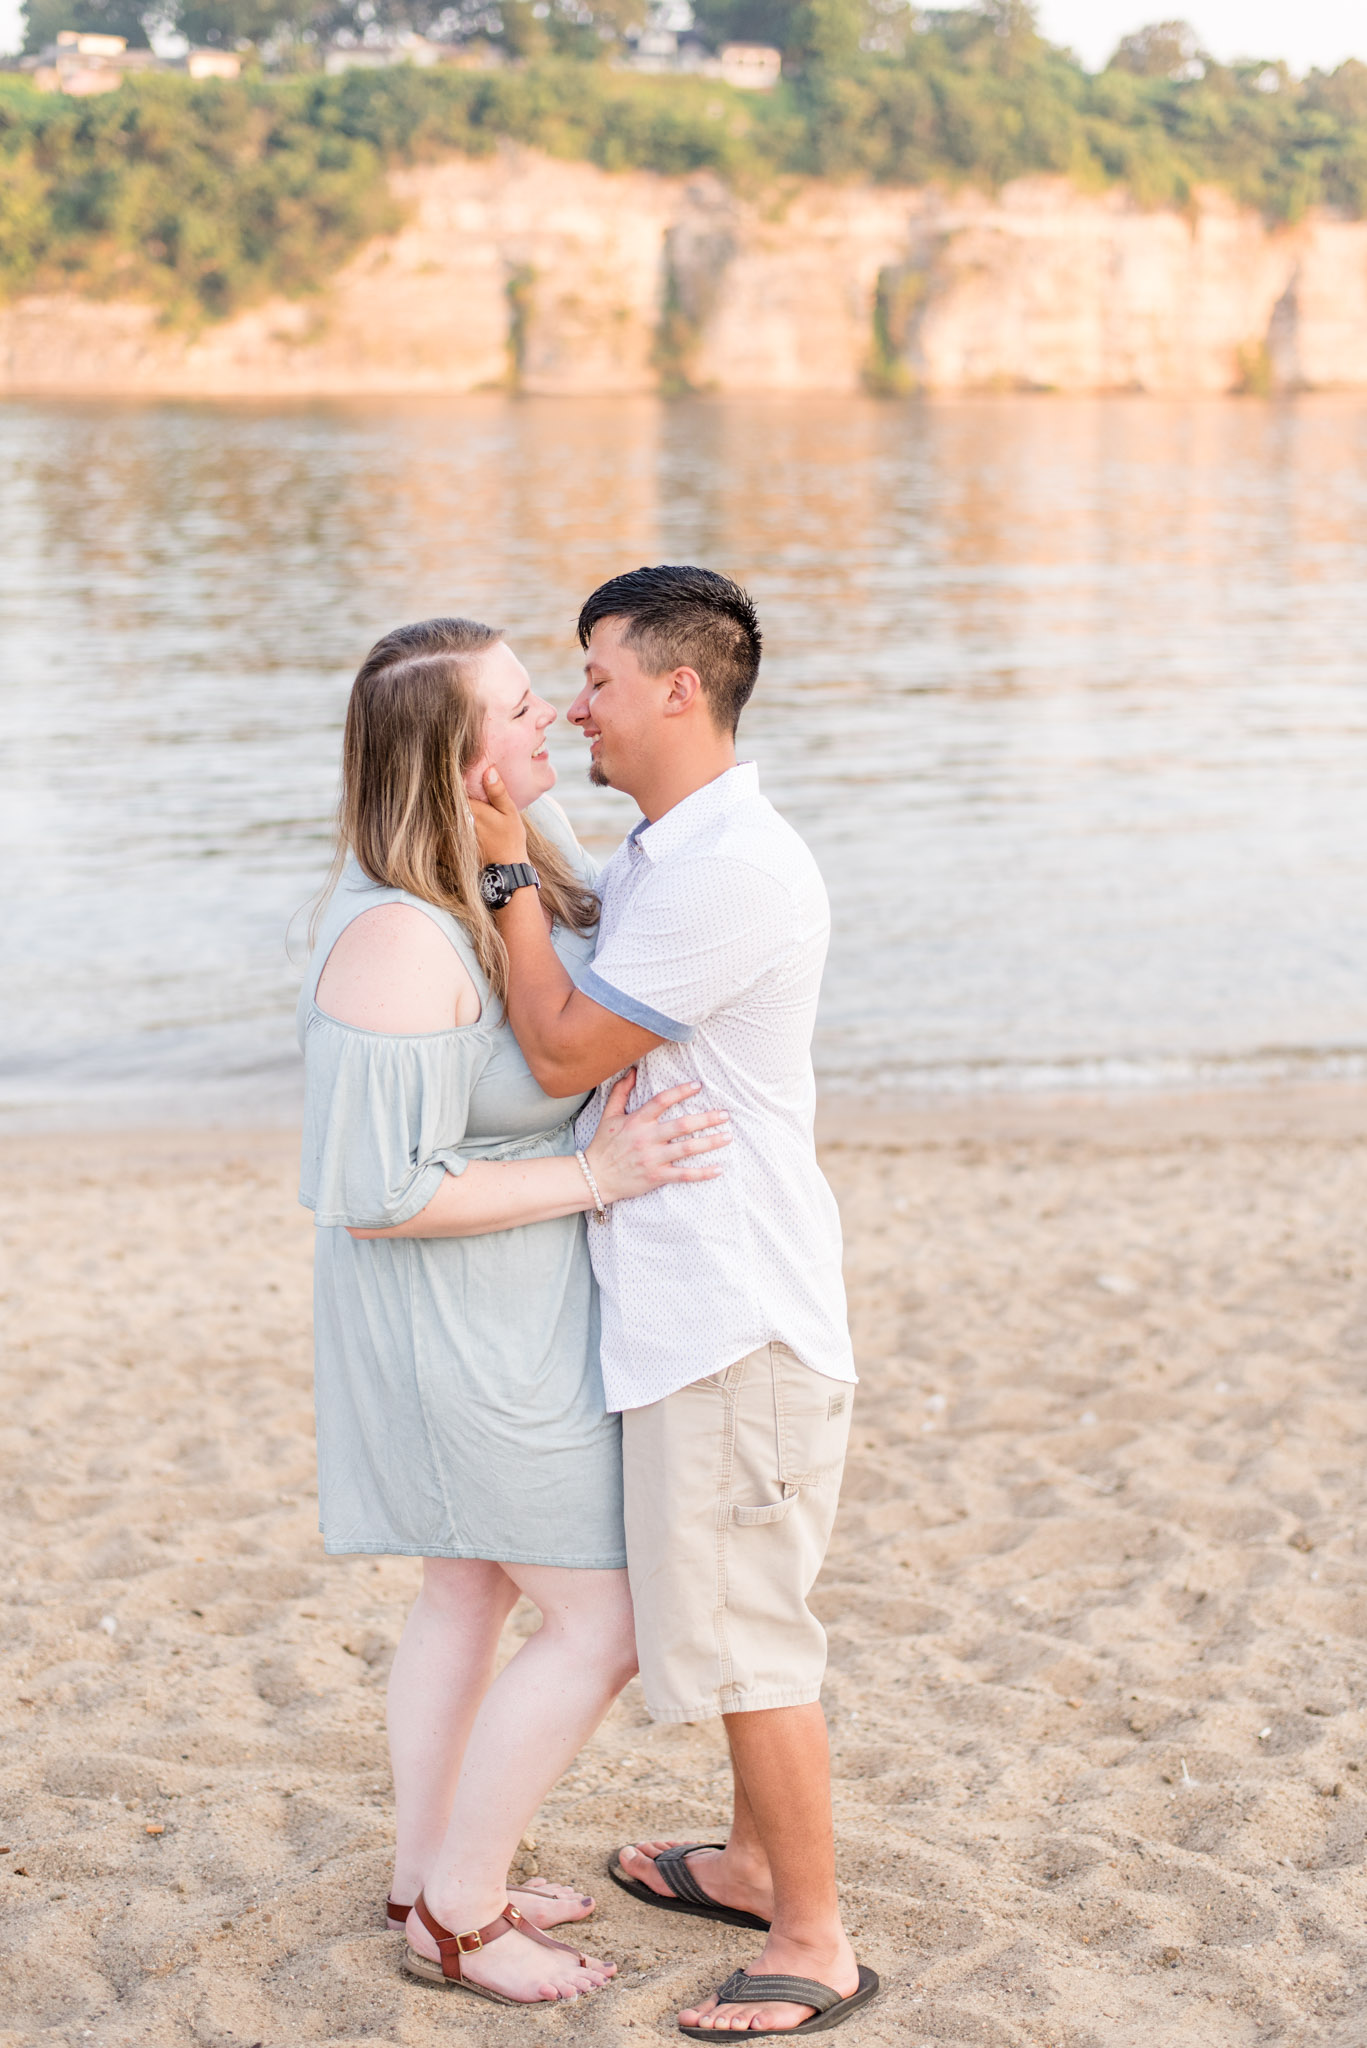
[405,1902,616,2003]
[678,1932,859,2033]
[617,1840,773,1923]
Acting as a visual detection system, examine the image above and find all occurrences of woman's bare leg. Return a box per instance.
[388,1557,518,1907]
[407,1564,637,2002]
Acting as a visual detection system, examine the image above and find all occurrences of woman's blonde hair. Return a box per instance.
[324,617,598,999]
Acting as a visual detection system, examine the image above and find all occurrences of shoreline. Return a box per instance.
[2,1083,1364,2043]
[2,1069,1364,1146]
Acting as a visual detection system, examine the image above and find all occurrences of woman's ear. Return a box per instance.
[462,751,491,800]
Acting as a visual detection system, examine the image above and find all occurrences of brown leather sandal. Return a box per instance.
[400,1890,594,2003]
[386,1883,593,1930]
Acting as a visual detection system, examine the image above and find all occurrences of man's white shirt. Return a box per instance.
[575,761,856,1413]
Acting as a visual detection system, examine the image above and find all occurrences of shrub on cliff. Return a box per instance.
[0,74,398,316]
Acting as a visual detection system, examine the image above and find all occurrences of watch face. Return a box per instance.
[479,867,507,908]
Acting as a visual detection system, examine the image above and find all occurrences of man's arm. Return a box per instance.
[493,884,665,1096]
[474,770,665,1095]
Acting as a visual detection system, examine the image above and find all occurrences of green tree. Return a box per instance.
[1107,20,1204,80]
[170,0,301,46]
[22,0,154,52]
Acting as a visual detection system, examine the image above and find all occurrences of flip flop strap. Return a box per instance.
[654,1843,728,1908]
[715,1969,841,2014]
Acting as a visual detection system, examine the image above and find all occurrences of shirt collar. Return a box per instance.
[629,762,759,865]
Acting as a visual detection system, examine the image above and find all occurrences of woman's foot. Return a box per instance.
[511,1878,596,1929]
[405,1902,616,2004]
[389,1876,595,1933]
[617,1839,774,1922]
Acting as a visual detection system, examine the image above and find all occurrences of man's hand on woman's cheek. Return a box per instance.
[470,767,530,865]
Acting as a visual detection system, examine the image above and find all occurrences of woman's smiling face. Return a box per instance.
[465,639,558,811]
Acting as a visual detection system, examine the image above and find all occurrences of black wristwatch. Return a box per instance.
[478,861,541,911]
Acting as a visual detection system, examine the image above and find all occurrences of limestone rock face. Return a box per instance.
[1,147,1364,397]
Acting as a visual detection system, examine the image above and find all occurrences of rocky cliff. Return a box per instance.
[2,146,1364,397]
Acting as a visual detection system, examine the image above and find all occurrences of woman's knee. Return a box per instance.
[521,1569,638,1684]
[418,1556,516,1622]
[557,1572,639,1687]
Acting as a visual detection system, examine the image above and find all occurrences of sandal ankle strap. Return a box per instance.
[412,1892,588,1981]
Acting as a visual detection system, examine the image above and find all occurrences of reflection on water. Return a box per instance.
[2,394,1365,1125]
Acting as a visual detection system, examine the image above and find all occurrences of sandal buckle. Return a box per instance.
[454,1929,483,1953]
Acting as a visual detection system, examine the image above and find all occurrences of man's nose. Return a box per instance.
[568,688,591,727]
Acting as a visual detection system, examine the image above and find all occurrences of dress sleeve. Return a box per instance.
[298,1023,488,1229]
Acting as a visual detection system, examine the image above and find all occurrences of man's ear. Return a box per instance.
[661,666,704,717]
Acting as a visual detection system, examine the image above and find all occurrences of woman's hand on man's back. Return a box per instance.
[586,1074,731,1206]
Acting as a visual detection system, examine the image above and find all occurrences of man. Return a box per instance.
[471,565,877,2037]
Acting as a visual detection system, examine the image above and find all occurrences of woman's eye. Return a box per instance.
[512,706,527,718]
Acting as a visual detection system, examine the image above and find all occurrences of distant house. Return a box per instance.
[620,27,782,89]
[25,31,154,95]
[716,44,782,90]
[323,33,442,74]
[22,30,241,93]
[186,48,242,80]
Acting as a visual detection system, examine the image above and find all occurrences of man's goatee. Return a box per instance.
[588,762,610,788]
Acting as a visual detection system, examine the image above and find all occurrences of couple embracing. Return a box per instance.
[298,566,876,2036]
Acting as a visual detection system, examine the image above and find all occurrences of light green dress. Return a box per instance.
[297,799,624,1567]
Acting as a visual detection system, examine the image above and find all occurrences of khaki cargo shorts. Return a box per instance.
[621,1341,853,1724]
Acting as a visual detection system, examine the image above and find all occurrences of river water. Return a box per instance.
[2,394,1365,1127]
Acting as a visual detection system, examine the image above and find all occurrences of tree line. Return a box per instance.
[3,6,1365,322]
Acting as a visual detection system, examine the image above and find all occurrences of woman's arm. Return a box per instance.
[318,903,728,1244]
[351,1074,729,1240]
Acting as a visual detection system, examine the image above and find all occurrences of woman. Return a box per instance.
[297,617,730,2006]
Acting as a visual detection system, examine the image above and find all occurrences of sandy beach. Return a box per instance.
[1,1089,1364,2048]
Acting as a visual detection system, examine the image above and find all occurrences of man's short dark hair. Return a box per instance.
[577,565,761,735]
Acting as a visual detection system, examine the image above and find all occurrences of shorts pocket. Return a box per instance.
[731,1486,799,1526]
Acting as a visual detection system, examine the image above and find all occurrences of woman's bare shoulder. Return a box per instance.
[314,904,480,1034]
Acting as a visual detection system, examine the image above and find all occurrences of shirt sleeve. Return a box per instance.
[581,855,796,1041]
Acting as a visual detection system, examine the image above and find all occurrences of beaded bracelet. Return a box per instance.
[575,1148,608,1224]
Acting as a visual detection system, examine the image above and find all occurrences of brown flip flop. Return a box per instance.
[401,1890,598,2004]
